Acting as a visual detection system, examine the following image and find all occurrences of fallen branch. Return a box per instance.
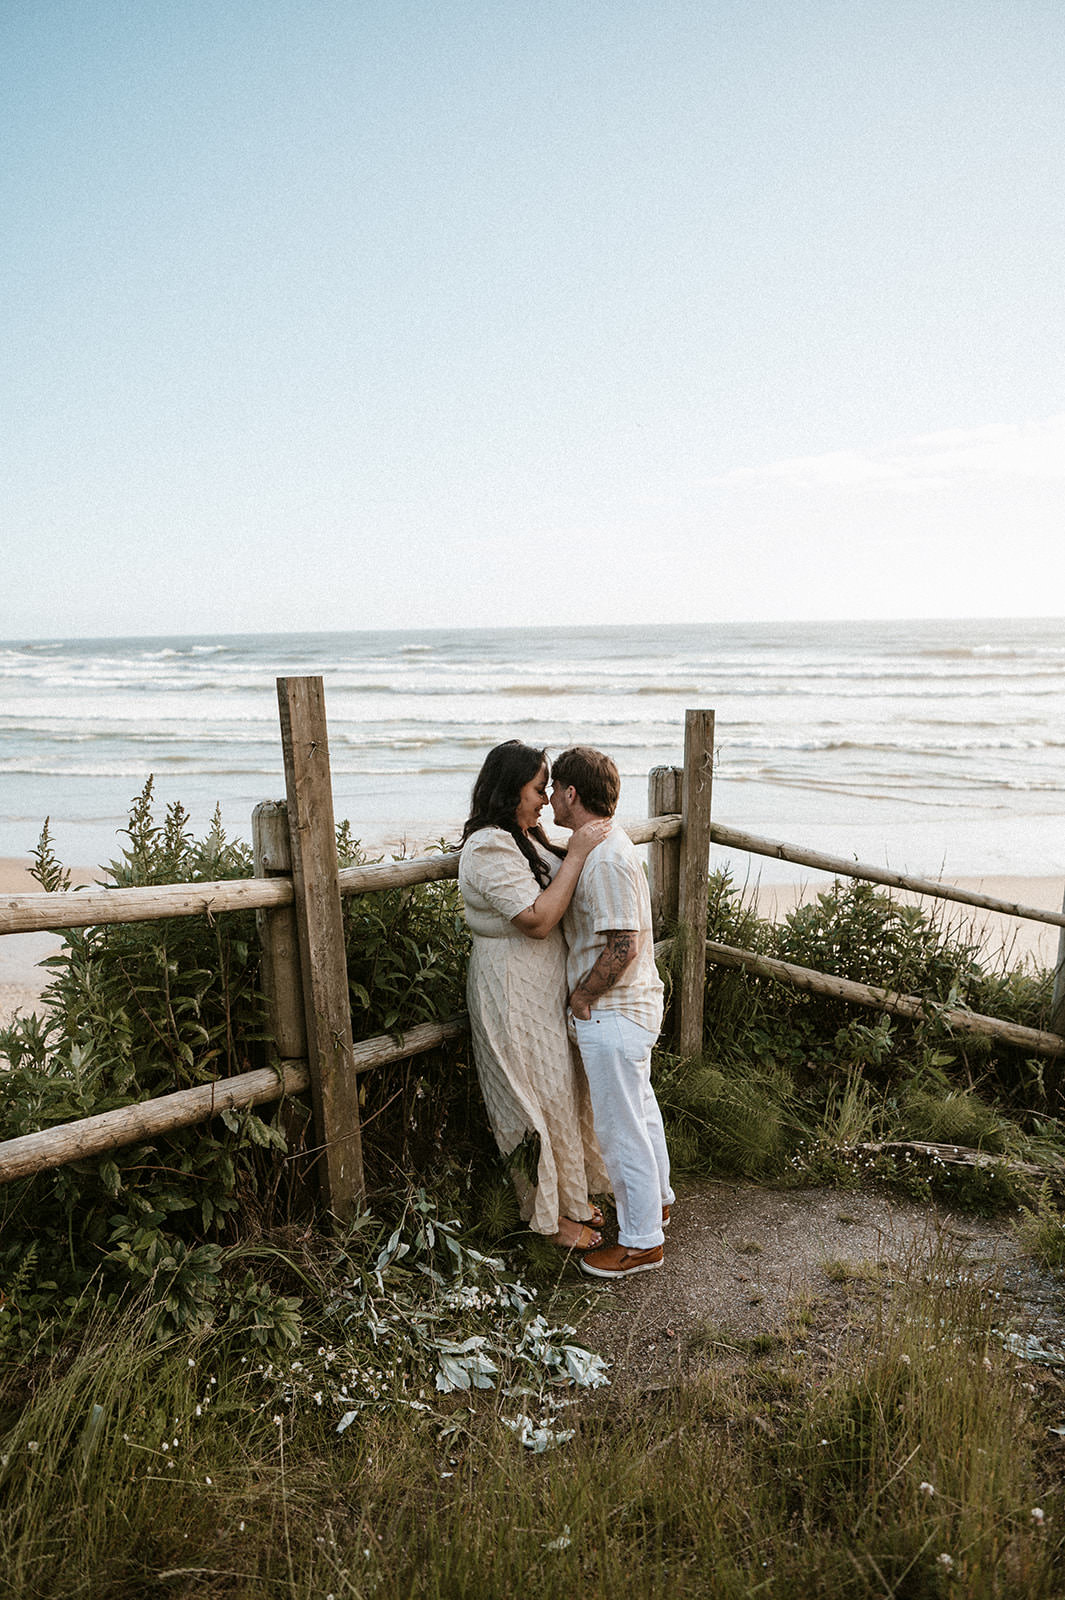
[856,1138,1065,1192]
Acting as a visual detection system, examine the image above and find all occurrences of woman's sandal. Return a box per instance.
[548,1221,602,1250]
[564,1206,605,1229]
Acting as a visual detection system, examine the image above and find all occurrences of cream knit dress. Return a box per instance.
[458,828,610,1234]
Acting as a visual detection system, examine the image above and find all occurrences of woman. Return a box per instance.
[458,741,612,1249]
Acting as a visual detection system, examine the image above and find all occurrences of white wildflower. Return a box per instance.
[937,1553,953,1570]
[920,1481,935,1497]
[1032,1507,1046,1525]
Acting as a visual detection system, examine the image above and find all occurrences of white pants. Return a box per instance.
[572,1011,674,1250]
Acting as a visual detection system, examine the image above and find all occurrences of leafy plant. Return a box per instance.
[0,793,477,1349]
[664,871,1065,1203]
[1015,1182,1065,1270]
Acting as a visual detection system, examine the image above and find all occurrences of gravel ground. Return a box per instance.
[575,1179,1065,1393]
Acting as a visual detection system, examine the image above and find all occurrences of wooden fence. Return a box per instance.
[1,681,1064,1219]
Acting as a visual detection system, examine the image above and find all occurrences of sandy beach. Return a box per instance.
[0,858,99,1026]
[2,854,1061,1030]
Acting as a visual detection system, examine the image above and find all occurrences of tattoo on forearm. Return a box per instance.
[576,930,636,998]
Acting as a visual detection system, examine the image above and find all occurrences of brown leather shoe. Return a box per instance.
[662,1205,671,1228]
[579,1243,664,1279]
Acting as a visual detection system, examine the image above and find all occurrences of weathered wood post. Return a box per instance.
[253,800,315,1185]
[1052,885,1065,1041]
[677,710,715,1059]
[647,765,682,938]
[253,801,308,1064]
[276,676,364,1218]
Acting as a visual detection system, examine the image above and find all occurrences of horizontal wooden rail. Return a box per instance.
[710,822,1065,930]
[0,818,680,938]
[620,815,684,847]
[704,939,1065,1058]
[338,854,458,894]
[0,1017,468,1186]
[0,876,293,936]
[11,814,1058,940]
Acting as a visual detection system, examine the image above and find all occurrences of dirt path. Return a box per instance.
[577,1179,1065,1392]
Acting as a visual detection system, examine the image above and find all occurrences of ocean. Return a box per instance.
[1,618,1063,886]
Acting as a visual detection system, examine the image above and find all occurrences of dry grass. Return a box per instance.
[2,1234,1063,1599]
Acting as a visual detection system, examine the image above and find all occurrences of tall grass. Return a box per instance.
[2,1239,1060,1598]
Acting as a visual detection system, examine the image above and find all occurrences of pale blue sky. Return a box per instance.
[3,1,1064,637]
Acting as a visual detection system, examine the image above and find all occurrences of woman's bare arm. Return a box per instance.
[511,821,610,939]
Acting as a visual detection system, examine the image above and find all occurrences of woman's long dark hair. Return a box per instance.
[460,740,565,889]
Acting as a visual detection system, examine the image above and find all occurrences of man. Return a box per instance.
[550,746,674,1278]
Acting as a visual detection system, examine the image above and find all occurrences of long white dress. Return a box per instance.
[458,828,610,1234]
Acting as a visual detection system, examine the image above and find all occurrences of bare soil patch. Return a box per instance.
[577,1179,1065,1393]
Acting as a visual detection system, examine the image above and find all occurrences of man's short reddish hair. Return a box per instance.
[551,747,620,817]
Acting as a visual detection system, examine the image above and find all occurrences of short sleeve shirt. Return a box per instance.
[563,828,664,1034]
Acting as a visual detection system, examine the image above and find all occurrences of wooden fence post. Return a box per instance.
[276,676,364,1219]
[1053,886,1065,1041]
[647,765,682,938]
[253,801,308,1063]
[253,800,315,1186]
[677,710,715,1059]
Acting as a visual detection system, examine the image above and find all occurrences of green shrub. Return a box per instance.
[664,871,1065,1199]
[898,1083,1015,1154]
[0,791,476,1350]
[334,828,481,1193]
[656,1049,792,1179]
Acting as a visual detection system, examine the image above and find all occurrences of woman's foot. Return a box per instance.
[548,1219,602,1250]
[565,1205,606,1229]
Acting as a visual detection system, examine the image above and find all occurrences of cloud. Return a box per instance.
[714,414,1065,492]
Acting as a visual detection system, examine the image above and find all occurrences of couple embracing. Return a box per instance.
[458,742,673,1279]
